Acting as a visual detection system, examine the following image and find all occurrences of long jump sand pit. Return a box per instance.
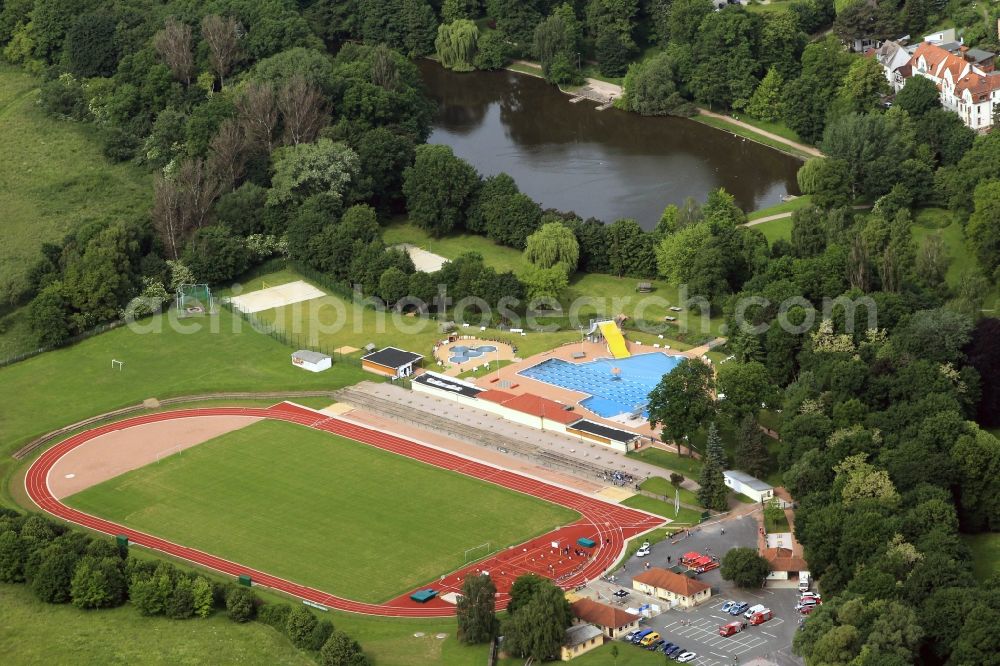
[47,415,261,499]
[228,280,325,313]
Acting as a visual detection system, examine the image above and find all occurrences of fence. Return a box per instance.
[0,319,133,370]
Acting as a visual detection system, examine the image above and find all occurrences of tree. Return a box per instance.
[226,586,256,622]
[784,37,852,143]
[735,414,769,478]
[63,12,117,78]
[32,549,81,604]
[697,455,728,510]
[456,573,497,644]
[473,30,509,70]
[967,180,1000,275]
[666,0,713,45]
[521,264,569,302]
[153,18,193,85]
[201,15,241,88]
[502,578,572,661]
[821,112,915,200]
[721,547,771,587]
[192,576,213,618]
[607,218,654,277]
[746,67,784,122]
[648,358,715,452]
[443,0,481,22]
[277,75,329,147]
[950,607,1000,666]
[595,27,631,78]
[401,0,438,56]
[320,630,367,666]
[524,223,579,273]
[894,75,939,117]
[836,56,890,115]
[0,530,28,583]
[152,159,224,260]
[268,139,359,207]
[183,226,249,285]
[950,426,1000,532]
[29,282,71,347]
[403,144,479,237]
[70,557,117,609]
[717,361,772,423]
[833,453,900,507]
[622,52,688,116]
[436,19,479,72]
[483,193,543,248]
[286,605,319,649]
[705,421,725,466]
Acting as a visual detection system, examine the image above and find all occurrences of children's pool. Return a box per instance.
[448,344,498,364]
[518,352,683,418]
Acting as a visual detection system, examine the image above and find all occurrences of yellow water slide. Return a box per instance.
[598,321,631,359]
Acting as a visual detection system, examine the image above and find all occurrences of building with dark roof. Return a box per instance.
[571,598,640,639]
[559,623,604,661]
[360,347,423,379]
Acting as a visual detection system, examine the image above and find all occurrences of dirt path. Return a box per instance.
[698,108,824,158]
[47,415,261,498]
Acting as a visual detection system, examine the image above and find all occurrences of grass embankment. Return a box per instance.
[621,494,703,524]
[0,65,151,356]
[639,476,701,507]
[0,583,312,666]
[746,195,813,221]
[68,420,576,602]
[691,113,815,160]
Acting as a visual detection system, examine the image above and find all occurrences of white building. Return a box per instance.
[723,470,774,503]
[291,350,331,373]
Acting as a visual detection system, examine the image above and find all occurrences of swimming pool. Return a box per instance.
[448,344,498,364]
[518,352,683,418]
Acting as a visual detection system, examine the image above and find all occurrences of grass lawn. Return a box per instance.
[912,207,971,289]
[765,511,791,533]
[0,65,151,309]
[457,359,513,379]
[621,494,703,525]
[963,533,1000,580]
[747,195,813,221]
[639,476,701,507]
[0,308,369,460]
[753,216,794,245]
[0,583,311,666]
[66,420,577,602]
[628,446,703,479]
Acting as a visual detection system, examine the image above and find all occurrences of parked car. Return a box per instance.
[666,645,683,657]
[719,621,744,637]
[636,546,650,557]
[799,604,816,615]
[613,588,630,598]
[631,628,653,644]
[799,592,822,601]
[744,603,767,619]
[721,600,736,613]
[640,632,661,647]
[660,642,675,653]
[750,609,774,625]
[647,639,665,651]
[677,652,698,663]
[623,629,640,642]
[730,601,750,616]
[795,598,820,611]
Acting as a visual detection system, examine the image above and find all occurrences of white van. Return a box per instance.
[798,571,810,592]
[744,603,767,619]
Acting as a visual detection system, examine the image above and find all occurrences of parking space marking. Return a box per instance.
[761,631,777,638]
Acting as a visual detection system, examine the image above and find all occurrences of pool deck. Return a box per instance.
[431,336,517,377]
[468,339,691,449]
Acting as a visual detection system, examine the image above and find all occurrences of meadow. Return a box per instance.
[0,65,150,314]
[66,420,578,602]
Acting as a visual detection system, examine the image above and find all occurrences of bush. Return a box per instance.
[309,619,335,651]
[320,631,368,666]
[37,73,89,121]
[32,550,80,604]
[670,473,685,486]
[166,576,195,619]
[474,30,510,70]
[225,586,257,622]
[183,226,250,286]
[257,602,292,630]
[285,605,319,648]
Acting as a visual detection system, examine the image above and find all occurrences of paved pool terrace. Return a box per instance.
[517,352,683,419]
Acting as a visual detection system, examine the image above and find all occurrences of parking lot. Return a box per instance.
[609,516,803,665]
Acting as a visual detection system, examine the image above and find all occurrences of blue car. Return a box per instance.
[730,601,750,616]
[631,629,653,644]
[660,642,675,653]
[666,645,683,657]
[721,600,736,613]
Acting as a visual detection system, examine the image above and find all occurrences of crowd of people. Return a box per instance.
[599,469,636,487]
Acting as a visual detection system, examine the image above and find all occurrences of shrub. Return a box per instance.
[258,602,292,630]
[286,605,319,649]
[225,586,257,622]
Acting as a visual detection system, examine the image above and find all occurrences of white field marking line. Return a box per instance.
[761,631,778,638]
[710,652,730,659]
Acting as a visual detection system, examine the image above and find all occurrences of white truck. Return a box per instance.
[798,571,811,592]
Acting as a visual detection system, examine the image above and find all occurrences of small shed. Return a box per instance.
[291,350,331,373]
[560,624,604,661]
[723,470,774,503]
[636,281,652,293]
[361,347,423,379]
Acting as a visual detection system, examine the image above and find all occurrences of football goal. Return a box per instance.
[176,283,216,317]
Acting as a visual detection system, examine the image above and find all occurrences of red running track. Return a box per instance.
[25,402,664,617]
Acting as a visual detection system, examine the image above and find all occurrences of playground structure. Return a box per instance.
[175,283,216,317]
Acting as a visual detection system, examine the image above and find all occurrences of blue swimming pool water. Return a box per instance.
[448,344,498,364]
[518,352,683,418]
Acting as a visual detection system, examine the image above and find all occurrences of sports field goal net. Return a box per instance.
[176,283,216,317]
[463,542,494,563]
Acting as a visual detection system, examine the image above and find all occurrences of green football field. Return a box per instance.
[66,420,578,602]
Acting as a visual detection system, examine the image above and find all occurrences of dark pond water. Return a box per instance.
[418,60,802,230]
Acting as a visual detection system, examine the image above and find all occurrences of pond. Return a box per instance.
[419,60,802,230]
